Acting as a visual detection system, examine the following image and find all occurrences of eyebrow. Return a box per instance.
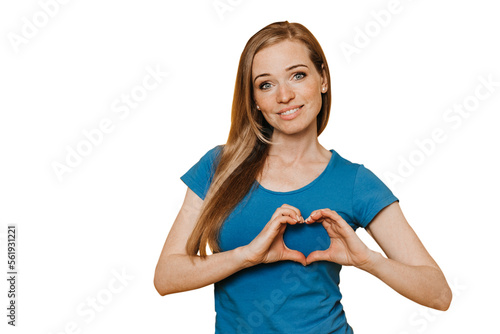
[253,64,309,84]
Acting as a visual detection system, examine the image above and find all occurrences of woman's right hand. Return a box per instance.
[242,204,307,266]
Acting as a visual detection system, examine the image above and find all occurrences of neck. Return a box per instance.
[267,124,328,163]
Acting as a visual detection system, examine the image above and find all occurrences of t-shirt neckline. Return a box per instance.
[256,149,336,195]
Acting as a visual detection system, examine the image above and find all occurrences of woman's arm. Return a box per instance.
[154,188,248,295]
[154,188,305,295]
[305,202,452,311]
[362,202,452,310]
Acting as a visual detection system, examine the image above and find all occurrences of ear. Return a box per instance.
[320,64,328,93]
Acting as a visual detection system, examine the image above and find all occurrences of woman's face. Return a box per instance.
[252,40,327,137]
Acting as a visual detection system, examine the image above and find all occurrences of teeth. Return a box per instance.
[280,107,300,116]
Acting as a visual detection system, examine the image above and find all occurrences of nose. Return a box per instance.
[276,83,295,104]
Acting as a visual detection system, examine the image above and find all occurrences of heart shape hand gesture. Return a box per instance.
[243,204,373,268]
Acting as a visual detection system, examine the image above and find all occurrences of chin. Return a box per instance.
[274,122,314,137]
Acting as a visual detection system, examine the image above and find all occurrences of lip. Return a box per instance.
[278,105,303,120]
[277,105,303,114]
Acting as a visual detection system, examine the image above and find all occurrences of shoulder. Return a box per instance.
[316,149,363,196]
[331,149,386,183]
[180,144,225,200]
[329,149,364,176]
[326,149,392,194]
[328,149,398,227]
[202,144,224,159]
[193,144,224,167]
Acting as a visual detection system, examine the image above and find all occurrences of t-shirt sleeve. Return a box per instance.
[180,145,223,200]
[352,164,399,228]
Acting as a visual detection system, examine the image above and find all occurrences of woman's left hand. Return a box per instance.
[305,209,374,267]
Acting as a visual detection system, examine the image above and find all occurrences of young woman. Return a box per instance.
[154,21,452,333]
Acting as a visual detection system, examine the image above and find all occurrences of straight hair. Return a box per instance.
[186,21,332,257]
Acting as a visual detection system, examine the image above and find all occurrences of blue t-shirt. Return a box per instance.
[181,145,398,334]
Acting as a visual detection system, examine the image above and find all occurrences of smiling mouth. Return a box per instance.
[278,106,302,116]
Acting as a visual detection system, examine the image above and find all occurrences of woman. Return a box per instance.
[154,21,452,333]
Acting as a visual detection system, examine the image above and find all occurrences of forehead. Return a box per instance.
[252,40,312,76]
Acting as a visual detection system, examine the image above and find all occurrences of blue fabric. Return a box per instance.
[181,145,398,334]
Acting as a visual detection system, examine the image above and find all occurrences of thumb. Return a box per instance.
[283,249,307,266]
[306,250,330,265]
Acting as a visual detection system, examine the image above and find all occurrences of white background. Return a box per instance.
[1,0,499,333]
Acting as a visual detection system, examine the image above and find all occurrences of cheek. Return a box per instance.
[259,109,274,126]
[304,84,321,100]
[254,91,269,109]
[254,95,277,119]
[306,87,323,109]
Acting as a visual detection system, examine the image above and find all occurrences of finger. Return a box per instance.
[282,249,307,266]
[317,217,349,239]
[304,209,325,224]
[266,215,301,235]
[280,203,300,211]
[306,250,330,264]
[281,204,304,222]
[318,211,354,237]
[271,206,303,222]
[317,209,344,223]
[254,216,297,252]
[306,209,343,224]
[275,214,303,227]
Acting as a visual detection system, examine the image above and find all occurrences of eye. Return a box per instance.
[293,72,306,80]
[259,82,272,90]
